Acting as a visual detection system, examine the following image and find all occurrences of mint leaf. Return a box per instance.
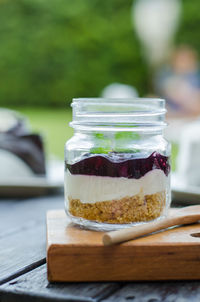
[91,133,111,154]
[90,147,111,154]
[115,132,140,140]
[114,132,140,153]
[114,148,140,153]
[94,133,105,139]
[90,132,140,154]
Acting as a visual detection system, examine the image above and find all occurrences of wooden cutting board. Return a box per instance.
[46,209,200,282]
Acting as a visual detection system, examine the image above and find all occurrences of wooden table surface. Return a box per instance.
[1,194,200,302]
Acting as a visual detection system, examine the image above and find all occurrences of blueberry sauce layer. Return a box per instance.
[66,152,170,179]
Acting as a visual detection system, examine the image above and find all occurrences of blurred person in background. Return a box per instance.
[154,45,200,118]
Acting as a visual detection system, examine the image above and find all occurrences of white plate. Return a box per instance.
[0,160,64,198]
[172,173,200,204]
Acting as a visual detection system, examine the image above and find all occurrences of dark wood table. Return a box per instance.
[1,194,200,302]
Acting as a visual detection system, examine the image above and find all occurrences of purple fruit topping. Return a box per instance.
[66,152,170,179]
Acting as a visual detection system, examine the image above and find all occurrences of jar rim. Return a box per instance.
[72,97,165,104]
[70,98,167,132]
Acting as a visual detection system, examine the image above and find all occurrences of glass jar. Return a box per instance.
[64,98,171,231]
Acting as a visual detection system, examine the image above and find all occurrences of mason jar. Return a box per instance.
[64,98,171,231]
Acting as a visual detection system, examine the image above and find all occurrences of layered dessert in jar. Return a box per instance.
[65,151,170,225]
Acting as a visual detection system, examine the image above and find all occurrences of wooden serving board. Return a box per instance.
[47,209,200,282]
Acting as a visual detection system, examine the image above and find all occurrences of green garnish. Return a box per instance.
[91,133,111,154]
[90,147,111,154]
[114,148,140,153]
[115,132,140,140]
[94,133,105,139]
[91,131,140,154]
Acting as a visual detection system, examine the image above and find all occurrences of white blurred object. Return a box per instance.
[46,158,64,185]
[132,0,181,65]
[0,108,64,196]
[164,118,192,144]
[101,83,138,99]
[0,149,64,185]
[0,156,64,197]
[0,149,34,179]
[176,120,200,186]
[0,109,19,132]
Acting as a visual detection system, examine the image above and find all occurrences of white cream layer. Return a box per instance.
[65,169,168,203]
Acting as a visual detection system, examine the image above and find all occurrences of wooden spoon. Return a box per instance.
[102,205,200,246]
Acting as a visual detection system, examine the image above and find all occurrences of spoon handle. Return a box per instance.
[102,215,182,246]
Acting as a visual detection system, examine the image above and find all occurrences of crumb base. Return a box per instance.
[68,191,166,224]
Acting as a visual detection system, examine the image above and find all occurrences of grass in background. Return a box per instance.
[15,107,73,159]
[171,142,179,172]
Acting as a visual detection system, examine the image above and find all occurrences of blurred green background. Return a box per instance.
[0,0,199,107]
[0,0,199,163]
